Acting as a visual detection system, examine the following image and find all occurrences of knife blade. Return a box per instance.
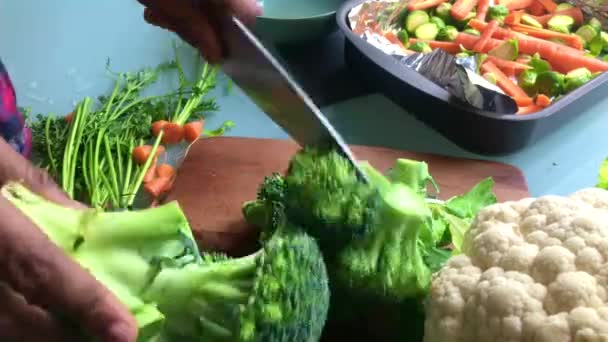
[215,15,367,179]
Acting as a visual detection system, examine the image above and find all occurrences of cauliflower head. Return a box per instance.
[424,188,608,342]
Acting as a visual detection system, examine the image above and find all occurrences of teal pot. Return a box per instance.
[254,0,343,45]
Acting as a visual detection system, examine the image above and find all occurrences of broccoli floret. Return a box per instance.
[284,147,378,250]
[336,183,434,300]
[243,173,288,240]
[488,5,508,22]
[3,182,330,342]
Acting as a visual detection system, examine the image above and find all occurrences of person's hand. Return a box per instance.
[138,0,262,63]
[0,138,138,342]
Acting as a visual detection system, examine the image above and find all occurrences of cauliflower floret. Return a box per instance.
[425,188,608,342]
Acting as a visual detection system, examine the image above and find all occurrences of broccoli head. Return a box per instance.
[3,182,330,342]
[242,173,288,241]
[284,147,378,249]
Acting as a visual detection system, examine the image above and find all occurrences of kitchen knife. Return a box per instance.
[214,14,367,179]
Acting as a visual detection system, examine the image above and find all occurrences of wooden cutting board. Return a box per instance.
[167,137,529,255]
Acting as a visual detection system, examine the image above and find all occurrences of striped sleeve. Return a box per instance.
[0,59,31,158]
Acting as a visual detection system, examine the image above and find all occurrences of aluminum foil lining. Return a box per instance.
[348,0,518,114]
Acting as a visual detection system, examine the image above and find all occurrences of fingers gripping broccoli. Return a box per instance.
[3,182,330,342]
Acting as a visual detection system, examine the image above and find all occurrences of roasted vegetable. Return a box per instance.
[564,67,593,92]
[437,25,459,41]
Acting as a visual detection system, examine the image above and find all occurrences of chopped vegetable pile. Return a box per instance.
[351,0,608,114]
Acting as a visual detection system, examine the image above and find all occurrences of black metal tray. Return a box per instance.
[336,0,608,155]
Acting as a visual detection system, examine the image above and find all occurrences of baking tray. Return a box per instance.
[336,0,608,155]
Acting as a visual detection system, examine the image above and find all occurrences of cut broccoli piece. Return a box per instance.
[387,159,439,197]
[284,148,378,249]
[335,183,434,300]
[534,71,565,97]
[3,182,330,342]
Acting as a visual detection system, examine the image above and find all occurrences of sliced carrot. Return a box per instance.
[486,56,532,72]
[143,163,157,183]
[531,8,584,26]
[151,120,169,137]
[481,61,532,102]
[454,33,503,52]
[156,164,176,179]
[408,0,446,10]
[504,10,524,25]
[409,38,462,53]
[144,176,172,198]
[476,0,491,21]
[535,0,557,12]
[183,120,205,143]
[499,0,534,10]
[473,20,499,53]
[65,112,74,124]
[535,94,552,107]
[528,1,546,15]
[132,145,153,165]
[517,105,543,114]
[512,96,535,106]
[548,49,608,73]
[510,24,583,50]
[451,0,479,21]
[161,123,184,145]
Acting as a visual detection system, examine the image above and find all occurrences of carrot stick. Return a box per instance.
[183,120,205,143]
[535,0,557,12]
[454,33,503,52]
[528,1,546,15]
[451,0,479,21]
[408,0,446,10]
[504,10,524,25]
[481,61,532,101]
[512,96,535,106]
[156,164,176,179]
[517,105,543,114]
[510,24,583,50]
[409,39,462,53]
[476,0,491,21]
[151,120,169,137]
[535,94,552,107]
[473,20,499,53]
[486,56,532,72]
[144,176,173,198]
[132,145,153,165]
[531,8,584,26]
[143,163,157,183]
[161,123,184,145]
[499,0,534,11]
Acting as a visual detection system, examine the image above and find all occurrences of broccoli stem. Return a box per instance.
[143,254,261,339]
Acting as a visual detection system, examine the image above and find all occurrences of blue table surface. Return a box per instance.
[2,0,607,197]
